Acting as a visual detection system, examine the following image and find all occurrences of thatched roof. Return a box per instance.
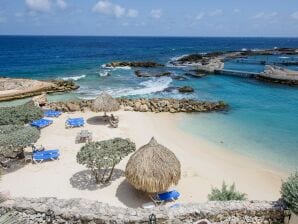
[125,137,181,193]
[92,92,120,112]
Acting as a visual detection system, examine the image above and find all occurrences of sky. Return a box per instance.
[0,0,298,37]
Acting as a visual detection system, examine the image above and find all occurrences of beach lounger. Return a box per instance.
[32,150,60,163]
[44,110,62,118]
[31,118,53,129]
[65,117,85,128]
[150,190,180,205]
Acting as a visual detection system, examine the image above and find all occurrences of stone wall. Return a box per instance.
[47,98,228,113]
[0,197,285,224]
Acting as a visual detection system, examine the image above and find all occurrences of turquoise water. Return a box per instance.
[1,36,298,171]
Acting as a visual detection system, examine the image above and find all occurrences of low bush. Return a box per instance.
[208,181,247,201]
[0,101,43,125]
[281,171,298,214]
[0,125,40,158]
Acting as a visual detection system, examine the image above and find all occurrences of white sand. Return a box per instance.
[0,111,288,208]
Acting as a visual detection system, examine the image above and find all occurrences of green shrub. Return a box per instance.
[208,181,247,201]
[0,125,40,158]
[281,172,298,214]
[0,101,43,125]
[77,138,136,184]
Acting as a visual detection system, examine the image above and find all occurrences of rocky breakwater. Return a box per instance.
[0,197,286,224]
[0,78,79,101]
[118,98,227,113]
[105,61,164,68]
[47,98,227,113]
[257,65,298,85]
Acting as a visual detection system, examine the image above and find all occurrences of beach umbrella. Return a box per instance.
[125,137,181,193]
[92,92,120,116]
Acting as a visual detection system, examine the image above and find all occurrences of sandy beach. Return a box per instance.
[0,111,288,208]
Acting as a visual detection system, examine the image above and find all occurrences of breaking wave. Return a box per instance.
[61,75,86,81]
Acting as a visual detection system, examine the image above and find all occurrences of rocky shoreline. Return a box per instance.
[0,78,79,102]
[105,61,164,68]
[47,98,227,113]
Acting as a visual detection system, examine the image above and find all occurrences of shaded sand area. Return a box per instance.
[0,111,288,208]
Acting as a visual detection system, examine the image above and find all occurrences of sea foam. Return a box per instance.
[61,75,86,81]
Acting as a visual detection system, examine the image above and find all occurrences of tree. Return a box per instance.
[0,101,43,125]
[77,138,136,184]
[208,181,247,201]
[0,125,40,167]
[281,171,298,214]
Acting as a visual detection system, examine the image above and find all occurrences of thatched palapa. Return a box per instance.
[125,137,181,193]
[92,92,120,114]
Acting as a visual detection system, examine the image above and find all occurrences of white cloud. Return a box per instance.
[150,9,162,19]
[209,9,223,17]
[196,13,205,21]
[93,1,137,18]
[291,11,298,20]
[114,5,125,18]
[25,0,51,12]
[56,0,67,9]
[25,0,67,12]
[233,8,240,14]
[252,12,278,20]
[127,9,138,18]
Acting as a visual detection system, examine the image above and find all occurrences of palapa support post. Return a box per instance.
[149,213,157,224]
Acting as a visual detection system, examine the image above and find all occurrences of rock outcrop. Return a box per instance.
[0,78,79,102]
[47,98,227,113]
[105,61,164,68]
[134,70,171,77]
[178,86,194,93]
[257,65,298,85]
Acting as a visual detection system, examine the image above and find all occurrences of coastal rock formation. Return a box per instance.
[105,61,164,68]
[134,70,171,77]
[257,65,298,85]
[47,98,227,113]
[178,86,194,93]
[119,98,226,113]
[32,93,48,107]
[0,78,79,102]
[0,197,286,223]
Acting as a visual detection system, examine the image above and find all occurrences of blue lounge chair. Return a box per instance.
[44,110,62,118]
[32,150,60,163]
[66,117,85,128]
[31,118,53,129]
[151,190,180,205]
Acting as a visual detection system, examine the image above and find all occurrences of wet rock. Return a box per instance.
[172,75,188,81]
[135,70,171,78]
[178,86,194,93]
[106,61,164,68]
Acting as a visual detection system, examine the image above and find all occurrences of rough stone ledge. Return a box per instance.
[0,197,286,224]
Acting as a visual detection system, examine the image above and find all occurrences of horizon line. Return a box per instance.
[0,34,298,38]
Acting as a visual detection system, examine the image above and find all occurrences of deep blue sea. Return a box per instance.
[0,36,298,171]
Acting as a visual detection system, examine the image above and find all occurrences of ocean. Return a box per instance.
[0,36,298,171]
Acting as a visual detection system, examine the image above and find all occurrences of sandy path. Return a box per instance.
[0,111,288,208]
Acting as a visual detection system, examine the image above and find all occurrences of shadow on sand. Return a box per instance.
[86,116,115,128]
[70,169,124,191]
[116,180,149,208]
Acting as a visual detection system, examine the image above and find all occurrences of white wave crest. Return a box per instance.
[126,77,172,96]
[101,64,131,70]
[78,77,173,99]
[98,71,110,77]
[61,75,86,81]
